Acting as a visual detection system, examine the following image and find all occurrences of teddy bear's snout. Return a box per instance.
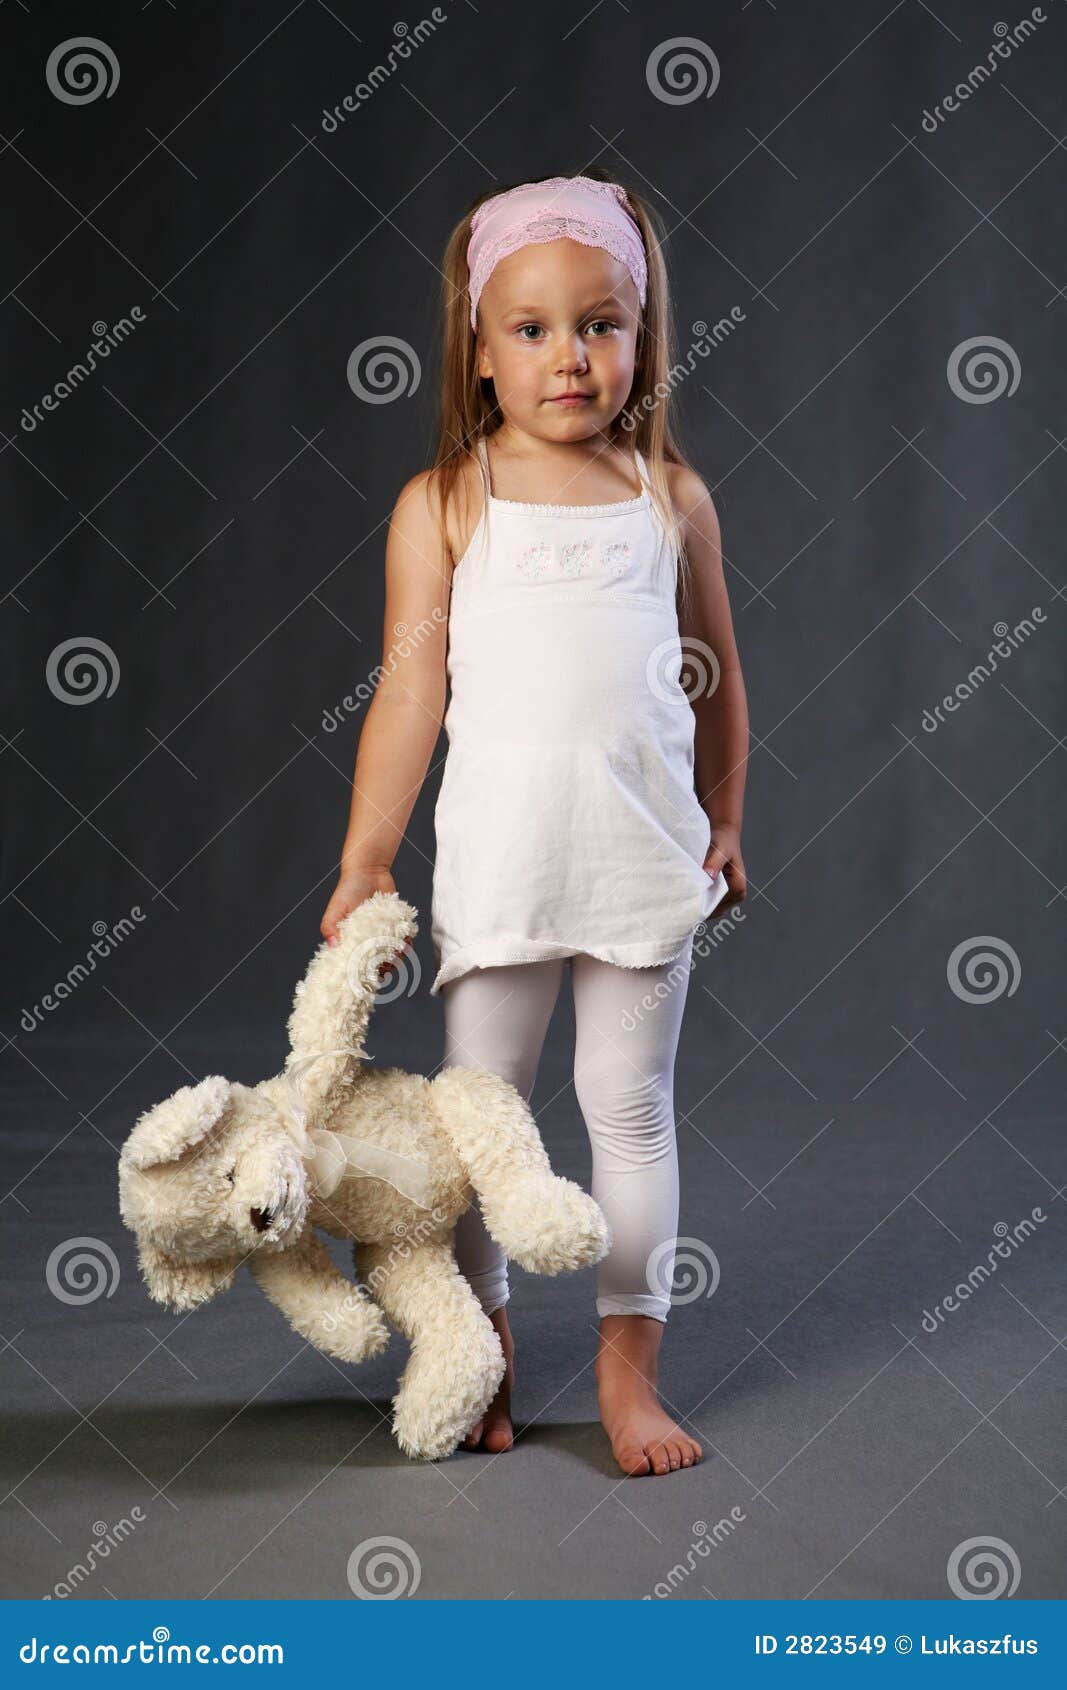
[243,1175,301,1240]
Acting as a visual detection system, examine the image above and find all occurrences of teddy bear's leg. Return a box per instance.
[356,1238,505,1462]
[248,1228,389,1363]
[431,1067,612,1276]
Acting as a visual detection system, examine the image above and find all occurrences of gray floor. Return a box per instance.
[4,984,1064,1602]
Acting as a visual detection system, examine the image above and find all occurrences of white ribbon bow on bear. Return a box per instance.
[284,1050,436,1211]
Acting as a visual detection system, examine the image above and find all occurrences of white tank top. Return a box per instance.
[428,435,728,995]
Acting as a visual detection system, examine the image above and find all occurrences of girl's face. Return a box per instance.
[475,238,641,441]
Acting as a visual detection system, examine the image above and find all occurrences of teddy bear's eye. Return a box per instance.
[226,1169,236,1185]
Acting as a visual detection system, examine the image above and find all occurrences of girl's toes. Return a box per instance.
[666,1442,683,1470]
[647,1443,671,1475]
[482,1419,513,1452]
[617,1441,651,1477]
[463,1420,485,1449]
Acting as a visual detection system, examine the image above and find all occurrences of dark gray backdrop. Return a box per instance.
[3,1,1063,1602]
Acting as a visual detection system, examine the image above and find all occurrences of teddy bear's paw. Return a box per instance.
[312,1302,390,1364]
[392,1417,461,1463]
[506,1177,612,1276]
[391,1339,506,1461]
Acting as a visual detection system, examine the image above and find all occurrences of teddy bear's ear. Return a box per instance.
[121,1075,232,1173]
[136,1238,237,1311]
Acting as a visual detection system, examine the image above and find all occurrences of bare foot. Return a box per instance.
[595,1314,703,1477]
[463,1306,515,1453]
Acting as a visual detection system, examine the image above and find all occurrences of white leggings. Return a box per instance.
[440,936,694,1323]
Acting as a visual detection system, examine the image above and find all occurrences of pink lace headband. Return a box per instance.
[466,175,648,331]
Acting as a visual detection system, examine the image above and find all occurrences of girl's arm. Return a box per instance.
[672,467,749,907]
[320,471,452,944]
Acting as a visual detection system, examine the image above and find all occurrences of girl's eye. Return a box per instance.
[515,321,618,340]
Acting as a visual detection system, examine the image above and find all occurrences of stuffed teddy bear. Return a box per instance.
[118,891,611,1461]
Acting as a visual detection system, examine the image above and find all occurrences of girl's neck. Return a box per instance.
[483,425,640,504]
[490,424,619,469]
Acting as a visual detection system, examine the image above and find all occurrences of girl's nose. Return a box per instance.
[555,337,588,373]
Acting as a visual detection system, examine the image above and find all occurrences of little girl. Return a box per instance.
[321,170,749,1479]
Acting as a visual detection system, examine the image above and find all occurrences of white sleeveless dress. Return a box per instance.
[428,436,729,996]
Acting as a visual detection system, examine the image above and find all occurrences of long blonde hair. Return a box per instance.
[425,166,701,610]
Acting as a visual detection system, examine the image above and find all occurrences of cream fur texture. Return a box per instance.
[117,892,611,1461]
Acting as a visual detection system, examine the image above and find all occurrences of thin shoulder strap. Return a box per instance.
[475,435,492,498]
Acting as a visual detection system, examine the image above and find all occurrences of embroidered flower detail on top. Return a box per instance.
[560,539,595,577]
[516,541,552,579]
[601,540,632,578]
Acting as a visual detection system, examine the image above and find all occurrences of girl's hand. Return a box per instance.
[703,823,746,912]
[320,866,413,979]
